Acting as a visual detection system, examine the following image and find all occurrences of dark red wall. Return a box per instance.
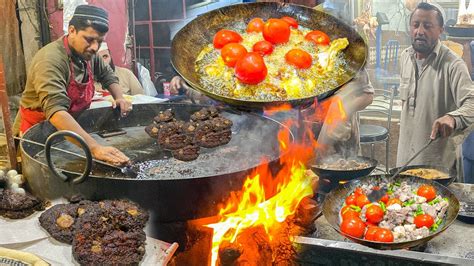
[46,0,128,67]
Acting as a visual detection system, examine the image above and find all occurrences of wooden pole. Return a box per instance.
[0,55,18,170]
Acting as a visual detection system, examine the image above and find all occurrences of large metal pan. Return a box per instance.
[171,2,367,109]
[389,165,456,187]
[20,103,293,224]
[322,174,459,250]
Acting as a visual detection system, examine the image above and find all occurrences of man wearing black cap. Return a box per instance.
[14,5,130,165]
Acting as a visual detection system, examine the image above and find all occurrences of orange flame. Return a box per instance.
[206,96,348,265]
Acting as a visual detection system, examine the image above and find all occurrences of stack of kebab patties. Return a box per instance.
[39,199,149,265]
[145,107,233,161]
[0,169,45,219]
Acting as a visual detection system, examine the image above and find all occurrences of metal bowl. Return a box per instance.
[322,174,460,249]
[389,165,456,186]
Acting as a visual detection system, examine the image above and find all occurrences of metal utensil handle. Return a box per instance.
[44,130,92,184]
[16,136,123,171]
[392,139,434,178]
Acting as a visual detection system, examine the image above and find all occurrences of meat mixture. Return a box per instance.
[339,181,449,243]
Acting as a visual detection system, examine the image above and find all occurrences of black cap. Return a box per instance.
[72,5,109,28]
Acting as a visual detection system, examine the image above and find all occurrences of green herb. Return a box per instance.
[430,218,443,232]
[394,181,401,187]
[402,199,415,207]
[415,205,424,216]
[379,201,386,212]
[387,184,394,194]
[428,198,440,206]
[350,205,361,212]
[443,197,449,202]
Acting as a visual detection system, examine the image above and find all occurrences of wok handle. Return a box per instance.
[44,130,92,184]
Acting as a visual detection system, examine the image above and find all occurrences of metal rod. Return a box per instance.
[14,136,121,170]
[0,56,18,170]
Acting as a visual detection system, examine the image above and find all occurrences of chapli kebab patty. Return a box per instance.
[0,188,45,219]
[39,201,96,244]
[72,207,146,265]
[97,199,149,231]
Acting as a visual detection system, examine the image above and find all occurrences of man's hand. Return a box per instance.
[169,76,189,94]
[431,115,456,139]
[113,98,132,117]
[90,145,130,166]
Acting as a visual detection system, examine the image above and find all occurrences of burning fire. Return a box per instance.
[205,97,347,265]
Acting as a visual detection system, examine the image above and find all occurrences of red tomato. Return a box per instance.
[252,40,274,56]
[365,205,384,224]
[345,194,357,206]
[234,52,268,85]
[247,18,264,33]
[374,228,394,242]
[380,194,389,204]
[364,226,380,241]
[354,187,364,196]
[285,49,312,69]
[356,194,370,208]
[340,217,366,238]
[341,205,360,220]
[221,43,247,67]
[414,214,435,228]
[305,30,331,45]
[262,19,291,44]
[387,198,402,207]
[281,16,298,28]
[213,29,243,49]
[417,185,437,201]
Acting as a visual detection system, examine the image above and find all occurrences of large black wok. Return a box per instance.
[322,174,459,250]
[171,2,367,109]
[311,156,378,182]
[20,103,293,224]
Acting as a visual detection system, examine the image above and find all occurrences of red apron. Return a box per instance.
[20,37,95,133]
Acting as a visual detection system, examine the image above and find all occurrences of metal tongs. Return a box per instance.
[367,138,436,202]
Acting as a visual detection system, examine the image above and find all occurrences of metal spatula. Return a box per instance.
[367,138,436,202]
[391,138,435,178]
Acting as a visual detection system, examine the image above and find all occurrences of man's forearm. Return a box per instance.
[108,83,125,100]
[49,110,99,149]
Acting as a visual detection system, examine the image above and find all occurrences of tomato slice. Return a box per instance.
[345,194,357,206]
[252,40,274,56]
[355,194,370,208]
[305,30,330,46]
[341,205,360,220]
[281,16,298,28]
[365,205,384,224]
[234,52,268,85]
[340,217,366,238]
[213,29,243,49]
[221,43,247,67]
[414,214,435,228]
[374,228,394,242]
[354,187,364,196]
[380,194,389,204]
[247,18,265,33]
[417,185,436,201]
[364,226,380,241]
[263,18,291,44]
[285,49,312,69]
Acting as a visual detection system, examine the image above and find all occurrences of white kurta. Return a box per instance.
[397,41,474,170]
